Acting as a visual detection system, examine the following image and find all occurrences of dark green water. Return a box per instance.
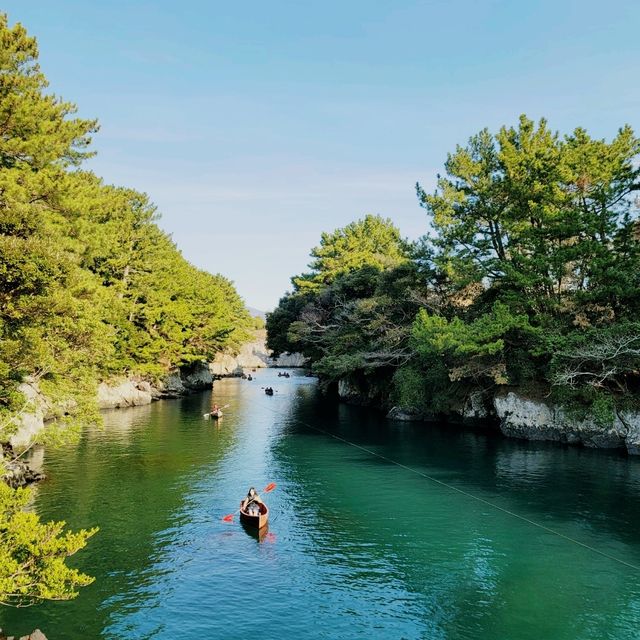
[2,370,640,639]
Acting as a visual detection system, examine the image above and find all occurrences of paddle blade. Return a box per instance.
[222,514,234,522]
[264,482,276,493]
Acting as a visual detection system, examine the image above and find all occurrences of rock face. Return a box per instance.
[387,406,424,422]
[270,351,308,368]
[210,330,308,377]
[6,332,306,452]
[385,390,640,454]
[99,362,214,407]
[97,380,153,409]
[620,412,640,455]
[460,391,490,420]
[8,382,49,450]
[182,362,214,390]
[494,391,637,452]
[1,445,45,488]
[336,377,387,406]
[210,352,244,377]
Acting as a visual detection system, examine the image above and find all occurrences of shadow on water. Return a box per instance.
[0,392,239,639]
[240,520,270,543]
[269,386,640,640]
[3,371,640,640]
[283,391,640,550]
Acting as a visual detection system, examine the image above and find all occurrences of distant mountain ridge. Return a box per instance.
[247,306,267,319]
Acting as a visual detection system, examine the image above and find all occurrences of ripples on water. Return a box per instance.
[2,370,640,639]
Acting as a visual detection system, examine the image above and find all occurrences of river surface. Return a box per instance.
[2,370,640,639]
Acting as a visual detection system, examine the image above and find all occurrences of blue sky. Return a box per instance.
[5,1,640,310]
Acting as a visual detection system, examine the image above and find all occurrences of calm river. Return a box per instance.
[2,370,640,639]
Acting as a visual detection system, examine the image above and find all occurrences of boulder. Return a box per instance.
[387,406,424,421]
[494,391,629,450]
[182,362,213,390]
[97,380,153,409]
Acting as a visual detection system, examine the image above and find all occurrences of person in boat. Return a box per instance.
[242,487,262,516]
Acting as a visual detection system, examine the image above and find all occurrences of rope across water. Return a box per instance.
[258,387,640,572]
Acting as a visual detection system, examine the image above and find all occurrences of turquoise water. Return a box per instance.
[2,370,640,639]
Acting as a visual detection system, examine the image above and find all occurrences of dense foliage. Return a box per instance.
[0,15,252,443]
[0,482,97,606]
[268,117,640,422]
[0,14,254,607]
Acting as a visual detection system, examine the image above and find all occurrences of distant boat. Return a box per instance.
[265,387,274,396]
[203,410,223,419]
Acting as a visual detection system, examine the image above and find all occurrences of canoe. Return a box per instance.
[239,500,269,529]
[211,410,223,419]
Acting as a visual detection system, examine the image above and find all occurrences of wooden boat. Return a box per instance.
[239,500,269,529]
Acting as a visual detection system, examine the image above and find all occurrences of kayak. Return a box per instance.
[203,410,223,419]
[239,500,269,529]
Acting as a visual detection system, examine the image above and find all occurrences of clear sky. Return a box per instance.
[4,1,640,310]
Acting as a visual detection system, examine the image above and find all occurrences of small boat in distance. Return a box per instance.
[239,500,269,529]
[203,408,223,419]
[265,387,274,396]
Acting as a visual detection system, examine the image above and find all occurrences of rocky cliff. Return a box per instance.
[6,332,307,458]
[493,391,640,455]
[210,330,307,376]
[384,387,640,455]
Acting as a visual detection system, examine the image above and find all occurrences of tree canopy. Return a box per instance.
[0,14,252,444]
[0,13,253,606]
[292,214,409,292]
[269,116,640,423]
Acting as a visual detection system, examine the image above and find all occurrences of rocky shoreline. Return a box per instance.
[338,379,640,456]
[3,331,308,486]
[1,444,45,488]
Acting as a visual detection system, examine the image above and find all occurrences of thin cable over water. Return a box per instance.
[263,394,640,572]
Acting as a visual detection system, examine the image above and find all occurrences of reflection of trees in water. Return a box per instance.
[292,394,640,547]
[273,392,640,639]
[0,392,238,639]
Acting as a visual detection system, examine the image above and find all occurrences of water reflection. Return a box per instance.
[3,371,640,640]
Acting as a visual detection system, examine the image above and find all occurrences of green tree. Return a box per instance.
[0,13,253,439]
[292,214,409,291]
[0,482,97,607]
[417,115,640,321]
